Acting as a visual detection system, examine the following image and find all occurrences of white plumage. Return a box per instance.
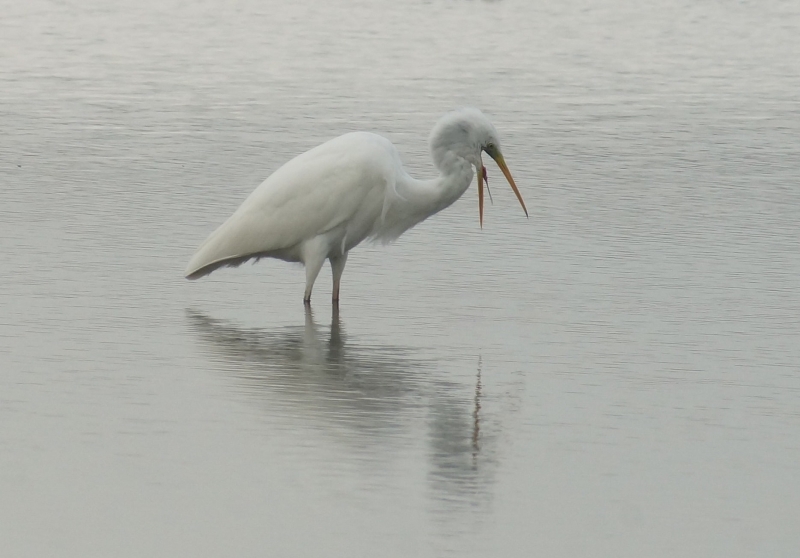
[185,108,527,303]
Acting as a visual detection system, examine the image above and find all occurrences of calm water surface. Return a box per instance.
[2,0,799,556]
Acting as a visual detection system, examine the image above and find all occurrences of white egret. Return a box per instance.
[185,108,528,303]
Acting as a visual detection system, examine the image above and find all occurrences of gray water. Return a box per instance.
[2,0,799,556]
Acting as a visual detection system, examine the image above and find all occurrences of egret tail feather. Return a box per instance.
[185,254,265,280]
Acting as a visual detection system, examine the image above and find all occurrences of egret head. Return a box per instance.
[429,108,528,227]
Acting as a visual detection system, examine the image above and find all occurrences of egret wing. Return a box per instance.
[185,133,394,278]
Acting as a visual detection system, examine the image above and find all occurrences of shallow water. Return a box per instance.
[2,0,800,556]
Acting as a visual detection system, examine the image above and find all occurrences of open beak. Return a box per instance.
[479,152,529,228]
[478,157,485,228]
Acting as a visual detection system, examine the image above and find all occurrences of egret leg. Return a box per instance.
[330,252,348,303]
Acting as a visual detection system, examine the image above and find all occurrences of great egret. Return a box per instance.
[185,108,528,303]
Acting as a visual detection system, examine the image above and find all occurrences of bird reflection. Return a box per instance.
[473,359,482,461]
[185,307,497,523]
[426,360,496,526]
[186,306,423,439]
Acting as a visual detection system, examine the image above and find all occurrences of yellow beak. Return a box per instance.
[478,159,485,228]
[479,153,528,228]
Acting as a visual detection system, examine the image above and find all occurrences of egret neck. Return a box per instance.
[402,154,476,217]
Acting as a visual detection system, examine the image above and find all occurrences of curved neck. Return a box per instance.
[375,154,474,242]
[434,155,475,210]
[405,155,474,214]
[427,125,481,212]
